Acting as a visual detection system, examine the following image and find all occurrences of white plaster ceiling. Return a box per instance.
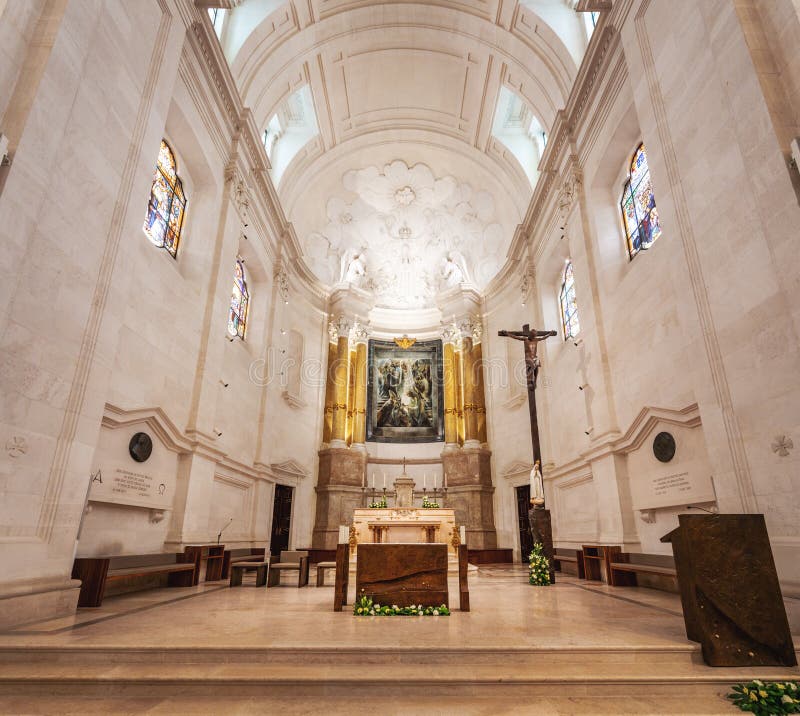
[222,0,586,306]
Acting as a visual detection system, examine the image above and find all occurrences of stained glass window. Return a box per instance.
[620,143,661,259]
[227,258,249,340]
[143,140,186,258]
[559,261,580,340]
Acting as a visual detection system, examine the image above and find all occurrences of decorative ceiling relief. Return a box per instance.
[304,161,506,308]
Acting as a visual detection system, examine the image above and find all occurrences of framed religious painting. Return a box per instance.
[366,339,444,443]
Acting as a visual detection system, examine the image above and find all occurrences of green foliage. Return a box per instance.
[368,498,388,508]
[528,542,551,586]
[353,592,450,616]
[728,681,800,714]
[421,497,440,508]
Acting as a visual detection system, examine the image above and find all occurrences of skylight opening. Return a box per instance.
[208,8,226,38]
[262,85,319,186]
[491,87,546,189]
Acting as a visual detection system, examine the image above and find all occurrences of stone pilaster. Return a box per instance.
[442,446,497,549]
[311,447,368,549]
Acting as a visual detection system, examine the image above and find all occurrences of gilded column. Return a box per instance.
[351,322,369,449]
[321,321,338,445]
[454,343,465,446]
[461,318,479,448]
[330,316,350,447]
[472,322,488,445]
[442,324,460,449]
[345,343,357,446]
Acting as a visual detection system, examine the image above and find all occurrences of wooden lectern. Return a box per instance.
[661,514,796,667]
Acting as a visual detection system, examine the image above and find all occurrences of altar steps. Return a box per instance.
[0,644,797,701]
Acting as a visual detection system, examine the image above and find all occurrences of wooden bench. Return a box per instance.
[72,554,196,607]
[221,548,267,580]
[608,552,677,590]
[229,560,269,587]
[553,549,584,579]
[267,550,309,587]
[316,561,337,586]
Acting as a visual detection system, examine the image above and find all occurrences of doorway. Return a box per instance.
[516,484,532,562]
[270,484,294,556]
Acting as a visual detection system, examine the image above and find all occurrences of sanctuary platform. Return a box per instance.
[0,566,797,714]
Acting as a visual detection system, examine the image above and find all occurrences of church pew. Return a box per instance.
[608,552,677,591]
[221,548,266,580]
[72,554,196,607]
[553,549,584,578]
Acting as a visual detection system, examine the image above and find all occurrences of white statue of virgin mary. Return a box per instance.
[530,460,545,506]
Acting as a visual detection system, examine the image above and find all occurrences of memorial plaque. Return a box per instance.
[89,424,174,510]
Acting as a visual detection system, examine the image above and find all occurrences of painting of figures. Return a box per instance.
[367,340,443,443]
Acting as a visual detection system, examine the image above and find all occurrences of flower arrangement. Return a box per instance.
[529,542,551,586]
[421,496,440,508]
[728,680,799,714]
[368,498,388,508]
[353,592,450,616]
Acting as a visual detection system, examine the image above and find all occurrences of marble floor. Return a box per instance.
[0,565,797,714]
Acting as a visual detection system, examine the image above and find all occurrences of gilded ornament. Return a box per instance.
[393,335,416,350]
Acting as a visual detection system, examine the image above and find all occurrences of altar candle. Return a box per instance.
[371,473,375,489]
[460,525,466,544]
[423,473,427,489]
[338,525,349,544]
[383,473,386,488]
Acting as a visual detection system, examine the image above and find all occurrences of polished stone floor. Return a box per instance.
[0,565,797,714]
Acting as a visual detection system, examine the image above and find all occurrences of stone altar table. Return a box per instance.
[351,508,458,556]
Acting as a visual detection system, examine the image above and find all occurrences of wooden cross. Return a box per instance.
[497,324,557,466]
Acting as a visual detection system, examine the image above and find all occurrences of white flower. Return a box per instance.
[781,695,794,704]
[433,609,439,616]
[369,610,375,615]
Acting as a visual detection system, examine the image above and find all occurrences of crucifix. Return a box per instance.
[498,323,557,582]
[497,324,557,467]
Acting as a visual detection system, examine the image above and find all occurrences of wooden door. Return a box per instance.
[516,484,533,562]
[270,484,293,556]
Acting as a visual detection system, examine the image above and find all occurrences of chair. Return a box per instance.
[267,550,309,587]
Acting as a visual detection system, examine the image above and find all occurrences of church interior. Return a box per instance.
[1,0,800,713]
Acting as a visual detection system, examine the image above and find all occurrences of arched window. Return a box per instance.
[559,261,580,340]
[620,143,661,259]
[143,140,186,257]
[227,258,249,340]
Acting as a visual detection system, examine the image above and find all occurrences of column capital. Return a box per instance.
[330,314,351,340]
[458,315,483,344]
[441,323,460,346]
[327,320,339,344]
[351,319,370,346]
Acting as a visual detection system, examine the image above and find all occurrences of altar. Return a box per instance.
[351,507,458,557]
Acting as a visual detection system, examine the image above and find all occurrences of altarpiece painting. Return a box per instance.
[366,339,444,443]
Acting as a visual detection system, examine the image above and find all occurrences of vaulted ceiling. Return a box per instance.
[221,0,588,306]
